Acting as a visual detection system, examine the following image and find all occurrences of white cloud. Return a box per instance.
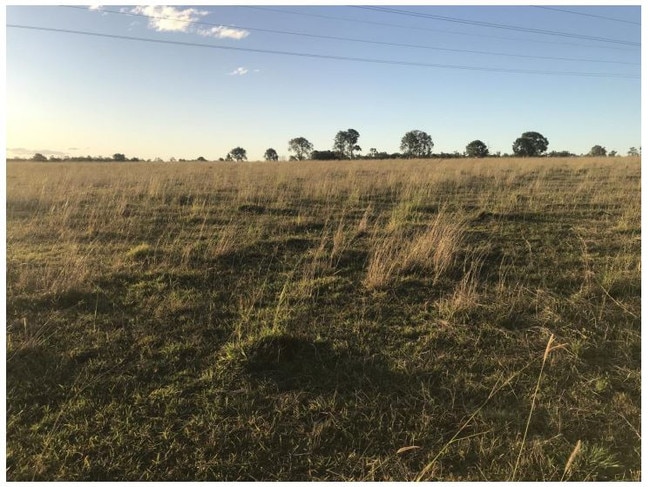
[228,67,249,76]
[88,5,102,11]
[130,5,209,33]
[123,6,251,40]
[196,26,250,40]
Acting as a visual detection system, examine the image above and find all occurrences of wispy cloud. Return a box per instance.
[130,5,209,33]
[196,26,250,40]
[228,67,249,76]
[88,5,102,11]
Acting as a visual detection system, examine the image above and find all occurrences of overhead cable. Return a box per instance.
[7,24,640,80]
[69,5,639,66]
[356,6,640,47]
[241,6,637,52]
[534,6,641,25]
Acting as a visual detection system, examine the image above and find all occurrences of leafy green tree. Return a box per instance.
[32,153,48,162]
[465,140,489,158]
[228,147,247,161]
[588,145,607,157]
[197,156,207,161]
[400,130,433,158]
[264,148,279,161]
[113,153,126,161]
[333,128,361,159]
[512,131,549,157]
[628,147,639,157]
[608,150,617,157]
[288,137,313,161]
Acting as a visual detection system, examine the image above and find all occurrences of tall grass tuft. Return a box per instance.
[364,209,466,290]
[511,333,565,481]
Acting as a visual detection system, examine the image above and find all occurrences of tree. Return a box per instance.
[608,150,617,157]
[333,128,361,159]
[512,131,549,157]
[400,130,433,158]
[228,147,247,161]
[288,137,313,161]
[465,140,489,158]
[628,147,639,157]
[197,156,207,161]
[588,145,607,157]
[32,153,48,162]
[113,153,126,161]
[264,148,279,161]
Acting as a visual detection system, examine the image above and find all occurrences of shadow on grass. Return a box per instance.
[6,342,87,426]
[238,332,408,394]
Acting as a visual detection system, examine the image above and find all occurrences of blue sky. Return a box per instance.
[4,3,642,160]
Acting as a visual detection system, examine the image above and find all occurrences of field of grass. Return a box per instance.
[6,157,640,481]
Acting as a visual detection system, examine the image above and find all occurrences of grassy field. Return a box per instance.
[6,157,640,481]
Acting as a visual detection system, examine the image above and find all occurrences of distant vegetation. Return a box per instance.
[13,131,640,163]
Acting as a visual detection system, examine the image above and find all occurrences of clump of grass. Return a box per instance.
[436,250,484,320]
[401,211,466,279]
[125,242,154,260]
[363,228,403,290]
[364,209,466,290]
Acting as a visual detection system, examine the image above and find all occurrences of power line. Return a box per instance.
[356,6,640,47]
[534,6,641,26]
[7,24,640,80]
[70,5,639,66]
[241,6,636,52]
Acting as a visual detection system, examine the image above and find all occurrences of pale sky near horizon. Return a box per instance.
[4,2,642,161]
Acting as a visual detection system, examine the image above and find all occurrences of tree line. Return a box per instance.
[212,130,640,162]
[21,130,640,163]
